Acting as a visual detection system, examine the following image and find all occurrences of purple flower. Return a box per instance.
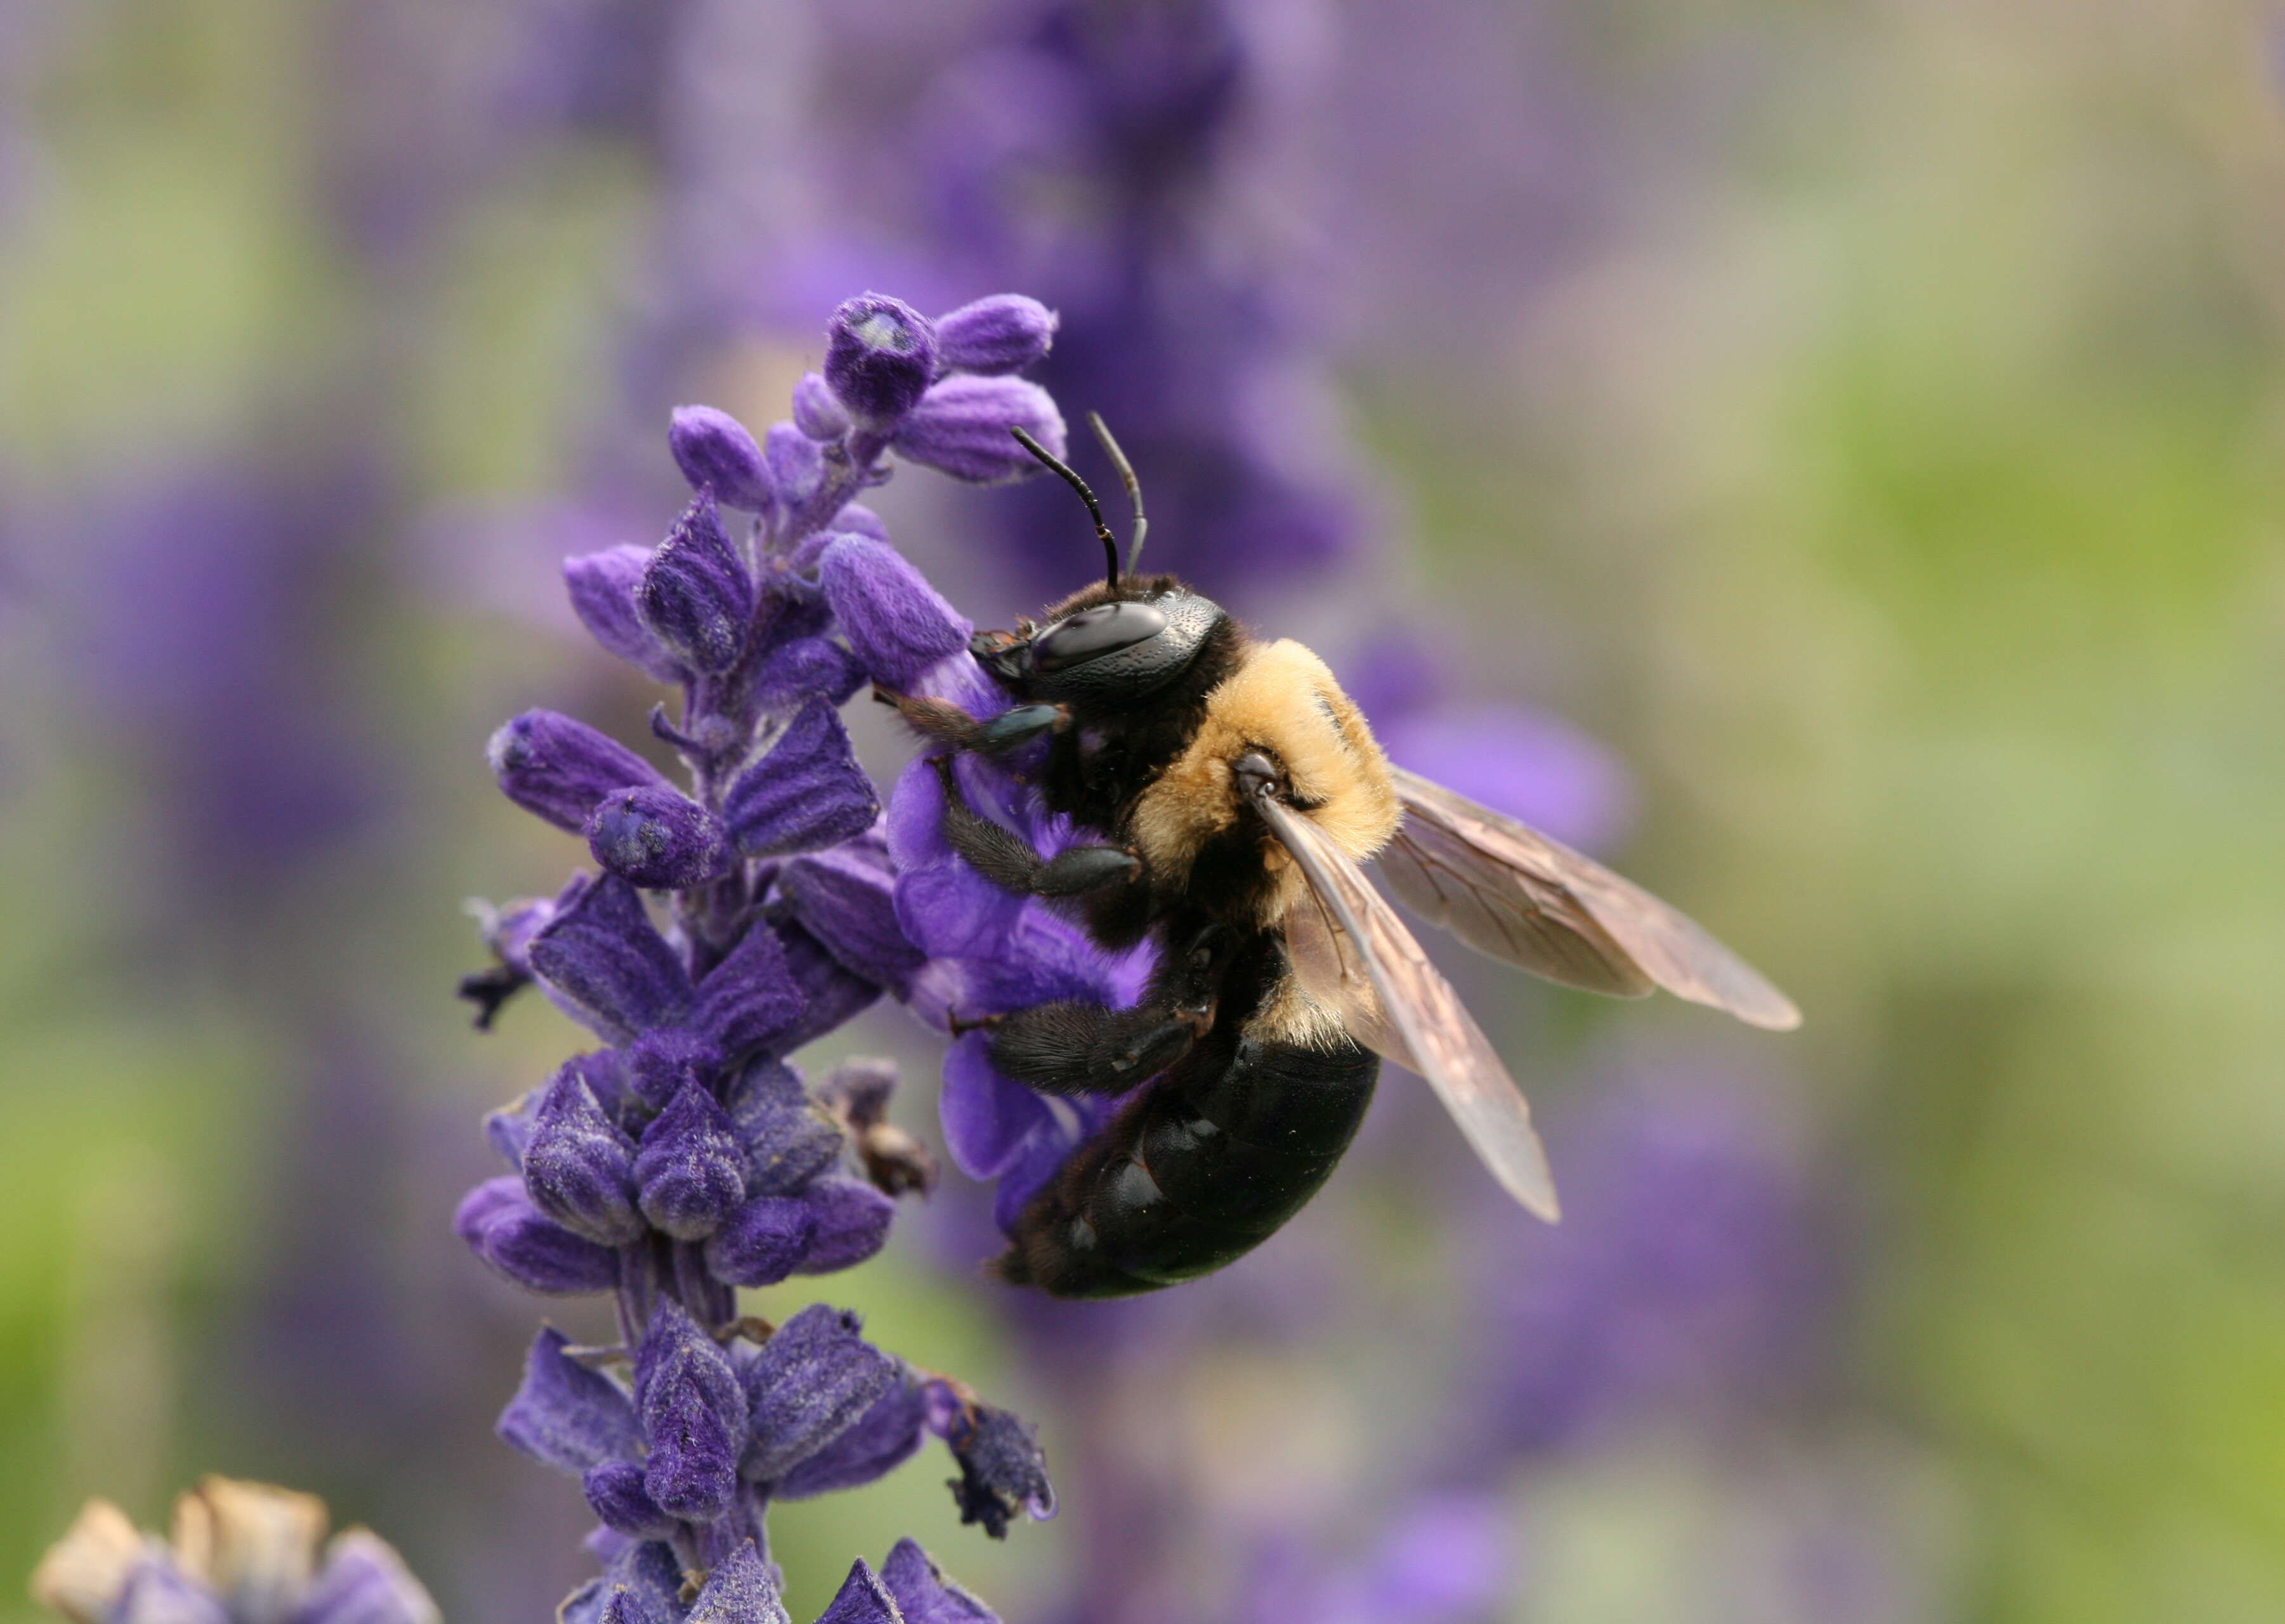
[881,1538,998,1624]
[459,326,1070,1618]
[490,710,670,833]
[588,785,736,889]
[739,1306,900,1484]
[634,1083,748,1241]
[816,537,971,690]
[523,1065,645,1245]
[935,295,1058,376]
[935,1399,1054,1541]
[723,699,879,859]
[893,376,1068,485]
[455,1177,620,1295]
[565,546,684,682]
[824,294,940,428]
[793,372,851,441]
[671,405,775,514]
[638,491,754,675]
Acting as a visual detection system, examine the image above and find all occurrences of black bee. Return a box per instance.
[882,419,1798,1298]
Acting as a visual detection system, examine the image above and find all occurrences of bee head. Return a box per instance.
[974,587,1226,704]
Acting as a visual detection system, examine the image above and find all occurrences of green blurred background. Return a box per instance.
[3,1,2284,1620]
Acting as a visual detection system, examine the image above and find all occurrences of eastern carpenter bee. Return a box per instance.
[882,418,1798,1297]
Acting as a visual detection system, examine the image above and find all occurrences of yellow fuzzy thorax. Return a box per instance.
[1130,638,1400,927]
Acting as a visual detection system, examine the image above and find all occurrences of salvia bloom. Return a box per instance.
[456,292,1068,1611]
[32,1478,438,1624]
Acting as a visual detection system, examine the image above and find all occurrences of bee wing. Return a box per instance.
[1258,791,1560,1222]
[1382,766,1801,1031]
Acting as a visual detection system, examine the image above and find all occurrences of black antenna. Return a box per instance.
[1087,412,1148,576]
[1011,426,1120,591]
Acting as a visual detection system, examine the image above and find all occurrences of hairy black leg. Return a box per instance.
[989,924,1237,1096]
[928,756,1141,899]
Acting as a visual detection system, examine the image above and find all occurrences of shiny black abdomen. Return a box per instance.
[998,1031,1379,1298]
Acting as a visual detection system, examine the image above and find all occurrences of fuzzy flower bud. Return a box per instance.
[891,376,1066,485]
[669,406,774,513]
[739,1306,900,1483]
[934,295,1057,375]
[881,1540,998,1624]
[814,1561,900,1624]
[816,537,971,688]
[723,698,880,859]
[454,1177,619,1294]
[764,422,825,508]
[703,1195,817,1288]
[488,711,671,833]
[563,546,683,682]
[522,1067,645,1246]
[824,294,939,428]
[634,1303,749,1522]
[637,492,754,675]
[586,786,734,889]
[580,1462,676,1540]
[634,1083,747,1241]
[792,371,851,441]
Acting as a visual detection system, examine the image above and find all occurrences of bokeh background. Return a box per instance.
[4,0,2284,1619]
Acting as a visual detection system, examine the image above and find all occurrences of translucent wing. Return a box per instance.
[1382,766,1801,1031]
[1259,791,1560,1222]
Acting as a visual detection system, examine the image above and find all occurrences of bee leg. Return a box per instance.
[874,687,1068,757]
[931,755,1143,898]
[989,924,1235,1096]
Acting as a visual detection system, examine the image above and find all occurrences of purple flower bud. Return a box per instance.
[582,1462,676,1540]
[935,1399,1054,1540]
[750,636,867,710]
[634,1083,747,1241]
[586,786,734,889]
[934,295,1057,376]
[776,1382,929,1501]
[112,1559,231,1624]
[724,1059,845,1196]
[704,1194,817,1288]
[815,1560,900,1624]
[523,1066,645,1245]
[670,405,774,513]
[638,492,754,676]
[565,546,683,682]
[488,710,671,833]
[456,1177,620,1294]
[795,1175,896,1274]
[483,1090,538,1170]
[816,537,971,688]
[526,876,691,1042]
[881,1539,998,1624]
[830,502,887,542]
[625,1028,723,1111]
[560,1544,683,1624]
[682,1542,786,1624]
[634,1302,748,1522]
[298,1529,442,1624]
[764,422,825,508]
[780,842,925,995]
[723,698,880,859]
[691,919,806,1061]
[774,922,884,1051]
[824,294,940,428]
[892,376,1066,485]
[792,372,851,441]
[496,1327,641,1474]
[739,1306,899,1483]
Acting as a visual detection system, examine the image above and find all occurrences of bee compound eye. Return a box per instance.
[1030,601,1169,674]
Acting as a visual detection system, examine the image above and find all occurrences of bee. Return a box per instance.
[882,417,1798,1297]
